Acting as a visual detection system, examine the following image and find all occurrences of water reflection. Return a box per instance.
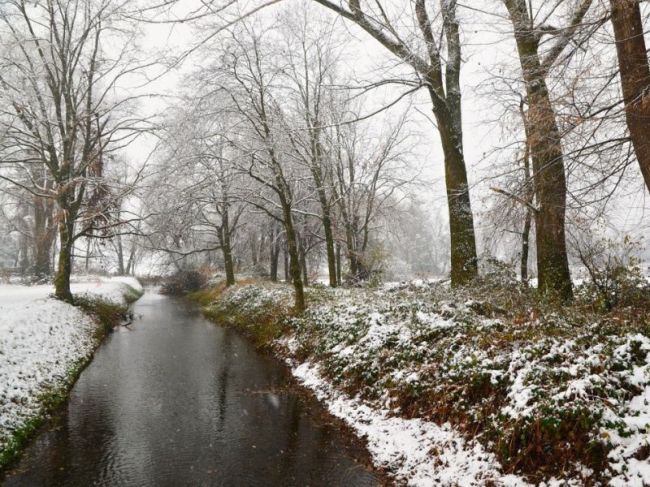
[3,292,379,486]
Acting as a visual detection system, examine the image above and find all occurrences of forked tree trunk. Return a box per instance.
[420,0,478,287]
[314,0,479,287]
[610,0,650,192]
[505,0,573,301]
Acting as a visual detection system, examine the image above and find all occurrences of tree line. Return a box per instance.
[0,0,648,310]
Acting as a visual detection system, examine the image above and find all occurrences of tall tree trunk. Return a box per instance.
[32,236,52,276]
[314,0,479,287]
[521,210,531,285]
[54,219,74,302]
[283,244,289,282]
[421,0,478,286]
[610,0,650,192]
[312,164,337,287]
[336,242,342,286]
[344,222,357,280]
[282,205,305,313]
[430,94,479,287]
[258,232,267,265]
[270,246,279,282]
[520,100,533,286]
[220,206,236,286]
[299,235,308,287]
[250,234,258,266]
[505,0,573,301]
[18,233,30,274]
[116,235,125,275]
[321,207,337,287]
[269,225,280,282]
[85,238,91,272]
[126,245,136,275]
[15,200,30,273]
[221,233,236,286]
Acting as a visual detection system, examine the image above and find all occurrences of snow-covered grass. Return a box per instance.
[202,279,650,486]
[0,276,143,468]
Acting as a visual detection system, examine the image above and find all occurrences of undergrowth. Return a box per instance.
[195,278,650,485]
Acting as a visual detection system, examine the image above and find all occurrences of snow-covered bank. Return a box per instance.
[203,281,650,486]
[291,360,526,486]
[0,276,143,465]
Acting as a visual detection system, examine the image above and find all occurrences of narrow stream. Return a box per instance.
[3,291,380,486]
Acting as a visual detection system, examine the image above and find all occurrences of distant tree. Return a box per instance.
[329,110,411,282]
[279,8,342,287]
[149,106,245,286]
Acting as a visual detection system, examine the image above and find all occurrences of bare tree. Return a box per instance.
[0,0,149,301]
[329,108,411,282]
[210,25,309,311]
[146,105,245,285]
[279,8,342,287]
[308,0,478,286]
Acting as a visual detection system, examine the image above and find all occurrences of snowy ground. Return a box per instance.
[291,360,528,486]
[0,276,143,456]
[208,282,650,486]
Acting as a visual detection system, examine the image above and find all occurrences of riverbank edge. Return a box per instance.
[187,286,394,485]
[189,281,650,486]
[0,284,144,473]
[190,284,512,486]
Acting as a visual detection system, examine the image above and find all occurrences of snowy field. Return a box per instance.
[0,276,143,455]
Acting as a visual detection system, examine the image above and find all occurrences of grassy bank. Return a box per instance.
[0,283,143,473]
[194,279,650,485]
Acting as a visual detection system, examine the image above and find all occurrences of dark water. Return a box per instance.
[3,291,380,486]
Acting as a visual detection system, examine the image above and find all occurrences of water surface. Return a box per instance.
[3,291,380,486]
